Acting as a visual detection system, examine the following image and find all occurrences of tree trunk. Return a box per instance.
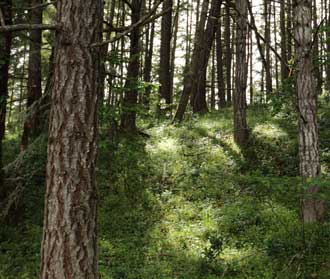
[120,0,142,131]
[40,0,102,277]
[170,0,180,108]
[216,18,226,108]
[294,0,321,223]
[264,0,272,98]
[159,0,173,106]
[21,0,43,151]
[191,0,221,114]
[234,0,249,147]
[143,15,155,108]
[0,0,12,197]
[173,0,209,122]
[224,3,232,104]
[210,42,216,110]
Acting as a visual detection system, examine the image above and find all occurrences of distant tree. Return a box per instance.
[173,0,209,122]
[191,0,222,114]
[21,0,43,151]
[120,0,142,131]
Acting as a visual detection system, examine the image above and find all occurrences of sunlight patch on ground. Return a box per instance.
[146,137,180,155]
[253,123,288,139]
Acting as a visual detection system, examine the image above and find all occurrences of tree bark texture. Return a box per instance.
[40,0,103,278]
[294,0,321,223]
[234,0,249,147]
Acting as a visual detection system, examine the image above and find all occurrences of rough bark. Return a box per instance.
[0,0,12,197]
[21,0,43,151]
[294,0,321,223]
[40,0,103,278]
[234,0,249,147]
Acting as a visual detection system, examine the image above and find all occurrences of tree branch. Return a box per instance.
[92,0,166,47]
[25,1,56,11]
[0,23,60,32]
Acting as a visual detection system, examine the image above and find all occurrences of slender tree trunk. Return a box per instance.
[265,0,272,98]
[216,17,226,108]
[280,0,289,83]
[312,0,322,95]
[170,0,180,108]
[325,0,330,90]
[40,0,102,277]
[224,3,232,104]
[249,23,253,104]
[294,0,321,223]
[0,0,12,195]
[120,0,142,131]
[143,13,155,108]
[210,42,216,110]
[273,1,279,91]
[21,0,43,151]
[234,0,249,147]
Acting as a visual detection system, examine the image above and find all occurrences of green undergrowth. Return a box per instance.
[1,106,330,278]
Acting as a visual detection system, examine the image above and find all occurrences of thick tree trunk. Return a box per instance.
[234,0,249,147]
[21,0,43,151]
[40,0,102,277]
[159,0,173,105]
[294,0,321,223]
[0,0,12,197]
[120,0,142,131]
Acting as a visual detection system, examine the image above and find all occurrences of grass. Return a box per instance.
[1,105,330,278]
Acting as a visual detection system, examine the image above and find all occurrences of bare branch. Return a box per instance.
[0,23,60,32]
[92,0,166,48]
[25,1,56,11]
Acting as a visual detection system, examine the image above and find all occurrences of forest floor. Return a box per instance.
[1,105,330,279]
